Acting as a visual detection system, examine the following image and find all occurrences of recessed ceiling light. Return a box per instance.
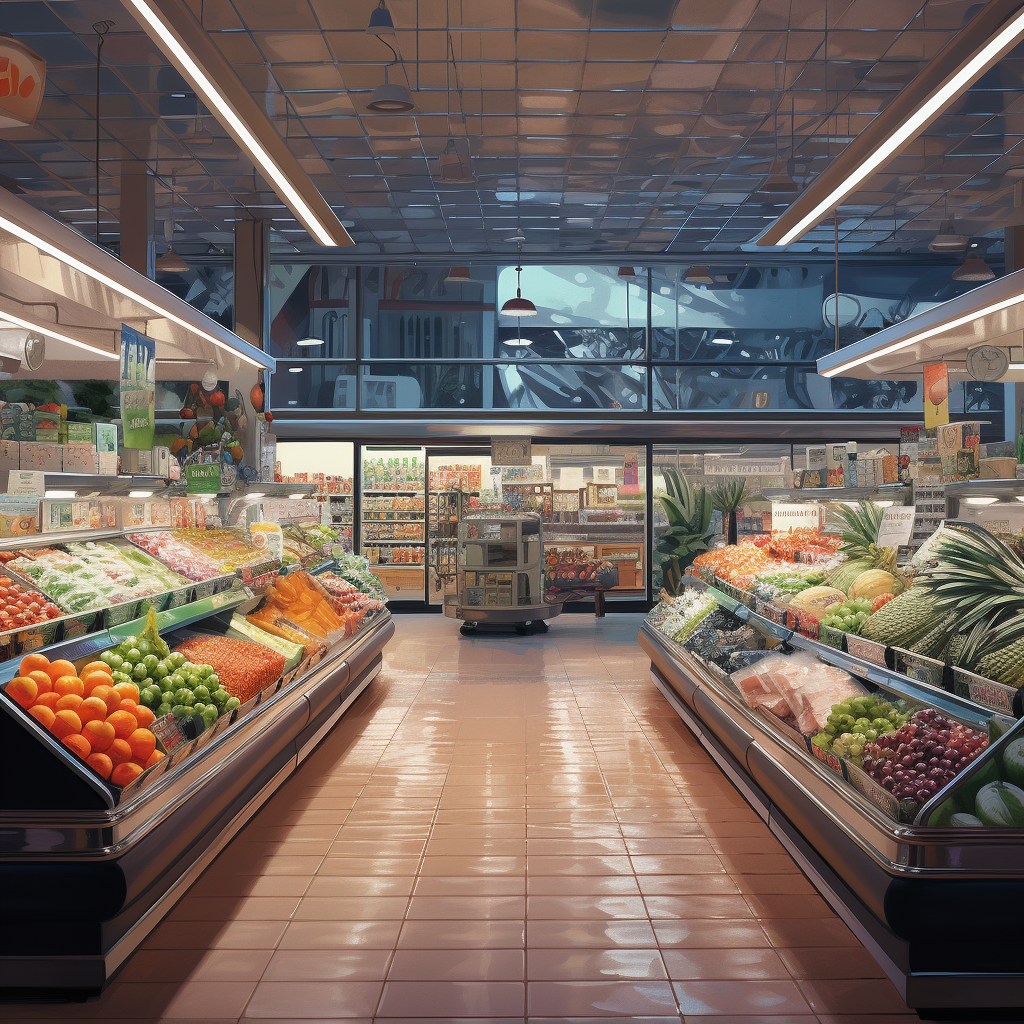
[296,336,324,346]
[288,366,303,372]
[503,337,533,347]
[711,335,732,345]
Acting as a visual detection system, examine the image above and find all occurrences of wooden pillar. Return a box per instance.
[120,161,155,278]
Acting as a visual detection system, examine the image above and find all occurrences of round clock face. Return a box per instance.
[965,345,1009,382]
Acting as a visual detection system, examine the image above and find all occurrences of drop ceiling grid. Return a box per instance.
[0,0,1017,254]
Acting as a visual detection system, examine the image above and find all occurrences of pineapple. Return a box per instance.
[916,526,1024,656]
[974,638,1024,688]
[860,587,938,648]
[833,502,884,561]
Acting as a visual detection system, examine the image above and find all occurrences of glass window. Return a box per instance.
[269,265,355,359]
[493,363,647,411]
[274,362,357,409]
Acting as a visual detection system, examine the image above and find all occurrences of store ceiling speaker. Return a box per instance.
[0,327,44,373]
[928,219,969,252]
[952,257,995,282]
[965,345,1009,381]
[0,38,46,128]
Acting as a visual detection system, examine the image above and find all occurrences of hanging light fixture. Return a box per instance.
[759,157,799,194]
[500,239,536,317]
[366,1,414,113]
[502,336,533,347]
[366,0,396,34]
[296,336,324,346]
[445,266,471,282]
[617,266,636,278]
[683,266,713,285]
[952,257,995,282]
[436,138,474,183]
[155,174,189,274]
[929,218,969,252]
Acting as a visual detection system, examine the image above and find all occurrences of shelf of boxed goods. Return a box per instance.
[0,573,393,992]
[760,483,911,502]
[639,583,1024,1015]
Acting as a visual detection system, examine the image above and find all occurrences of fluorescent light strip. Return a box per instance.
[0,309,118,360]
[126,0,335,247]
[821,290,1024,377]
[778,9,1024,246]
[0,213,265,368]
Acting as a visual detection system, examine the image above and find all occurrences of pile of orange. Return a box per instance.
[6,652,165,787]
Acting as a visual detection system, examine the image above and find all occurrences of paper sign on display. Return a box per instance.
[923,362,950,430]
[771,502,821,533]
[876,505,916,549]
[6,469,45,496]
[185,462,221,495]
[119,324,156,450]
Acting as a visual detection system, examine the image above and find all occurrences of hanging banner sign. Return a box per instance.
[0,39,46,129]
[492,437,531,466]
[876,505,916,549]
[771,502,821,534]
[119,325,156,450]
[923,362,950,430]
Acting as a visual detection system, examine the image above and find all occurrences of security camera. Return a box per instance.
[0,329,45,374]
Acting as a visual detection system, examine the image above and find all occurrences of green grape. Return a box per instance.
[137,640,152,657]
[173,688,195,707]
[156,702,172,718]
[132,663,149,682]
[192,684,211,702]
[207,674,220,689]
[142,654,159,673]
[224,696,240,711]
[152,663,169,680]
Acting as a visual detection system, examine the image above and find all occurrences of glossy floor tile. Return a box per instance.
[4,614,911,1023]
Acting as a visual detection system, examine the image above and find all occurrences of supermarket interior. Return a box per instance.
[3,2,1024,1022]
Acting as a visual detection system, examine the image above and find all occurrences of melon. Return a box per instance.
[847,569,897,601]
[788,586,847,615]
[974,781,1024,828]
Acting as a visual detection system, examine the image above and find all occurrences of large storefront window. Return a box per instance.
[266,260,1004,424]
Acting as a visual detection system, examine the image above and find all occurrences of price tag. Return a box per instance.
[876,505,916,549]
[151,713,185,753]
[771,502,821,533]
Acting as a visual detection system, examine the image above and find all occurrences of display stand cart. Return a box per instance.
[442,514,561,636]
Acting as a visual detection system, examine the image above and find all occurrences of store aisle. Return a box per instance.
[8,614,915,1024]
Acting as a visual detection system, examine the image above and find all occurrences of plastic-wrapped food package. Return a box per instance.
[127,532,223,581]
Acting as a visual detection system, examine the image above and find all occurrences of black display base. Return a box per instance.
[460,619,549,637]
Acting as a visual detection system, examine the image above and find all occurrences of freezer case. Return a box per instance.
[0,607,394,993]
[639,591,1024,1015]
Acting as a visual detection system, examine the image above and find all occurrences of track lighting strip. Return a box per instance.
[758,1,1024,248]
[0,308,119,360]
[124,0,354,248]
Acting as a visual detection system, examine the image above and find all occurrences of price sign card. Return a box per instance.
[876,505,916,549]
[771,502,821,533]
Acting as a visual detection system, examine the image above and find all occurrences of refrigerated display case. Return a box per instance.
[640,578,1023,1013]
[276,442,354,554]
[534,444,647,600]
[361,446,425,600]
[0,517,393,992]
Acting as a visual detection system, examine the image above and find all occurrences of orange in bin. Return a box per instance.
[3,652,164,790]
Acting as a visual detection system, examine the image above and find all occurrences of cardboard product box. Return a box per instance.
[0,494,39,537]
[20,442,63,472]
[805,445,826,472]
[825,444,847,487]
[62,443,98,474]
[119,447,153,475]
[150,500,171,527]
[0,440,19,473]
[32,409,61,443]
[115,499,152,529]
[94,422,118,453]
[796,469,823,488]
[90,500,117,529]
[151,446,170,478]
[980,457,1017,479]
[1,403,34,441]
[96,451,118,476]
[936,423,962,482]
[981,440,1016,460]
[40,499,92,532]
[66,421,94,444]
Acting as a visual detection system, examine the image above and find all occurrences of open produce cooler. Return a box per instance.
[0,527,393,993]
[640,577,1024,1014]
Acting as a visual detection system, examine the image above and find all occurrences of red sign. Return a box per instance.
[0,39,46,128]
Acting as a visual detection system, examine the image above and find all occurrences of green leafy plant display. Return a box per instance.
[655,468,714,595]
[710,477,749,546]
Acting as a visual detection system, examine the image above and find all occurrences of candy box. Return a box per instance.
[32,409,61,443]
[94,422,118,453]
[0,440,19,472]
[19,442,62,472]
[0,494,39,537]
[62,443,97,474]
[65,421,94,444]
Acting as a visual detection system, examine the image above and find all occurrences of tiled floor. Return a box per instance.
[6,613,919,1024]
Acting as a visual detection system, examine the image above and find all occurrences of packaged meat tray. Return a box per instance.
[127,532,223,582]
[169,528,262,572]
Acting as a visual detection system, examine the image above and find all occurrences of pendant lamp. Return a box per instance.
[156,175,189,275]
[683,266,713,285]
[445,267,471,282]
[367,0,396,34]
[952,257,995,282]
[617,266,635,277]
[500,246,536,316]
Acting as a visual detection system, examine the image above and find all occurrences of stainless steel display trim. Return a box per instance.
[296,661,380,763]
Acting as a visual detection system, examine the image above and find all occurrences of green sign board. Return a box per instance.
[119,324,156,449]
[185,462,221,494]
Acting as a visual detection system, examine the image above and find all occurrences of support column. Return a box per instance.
[233,219,271,478]
[1005,223,1022,444]
[120,160,155,278]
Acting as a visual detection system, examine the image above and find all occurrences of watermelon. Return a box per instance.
[974,781,1024,827]
[1001,737,1024,789]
